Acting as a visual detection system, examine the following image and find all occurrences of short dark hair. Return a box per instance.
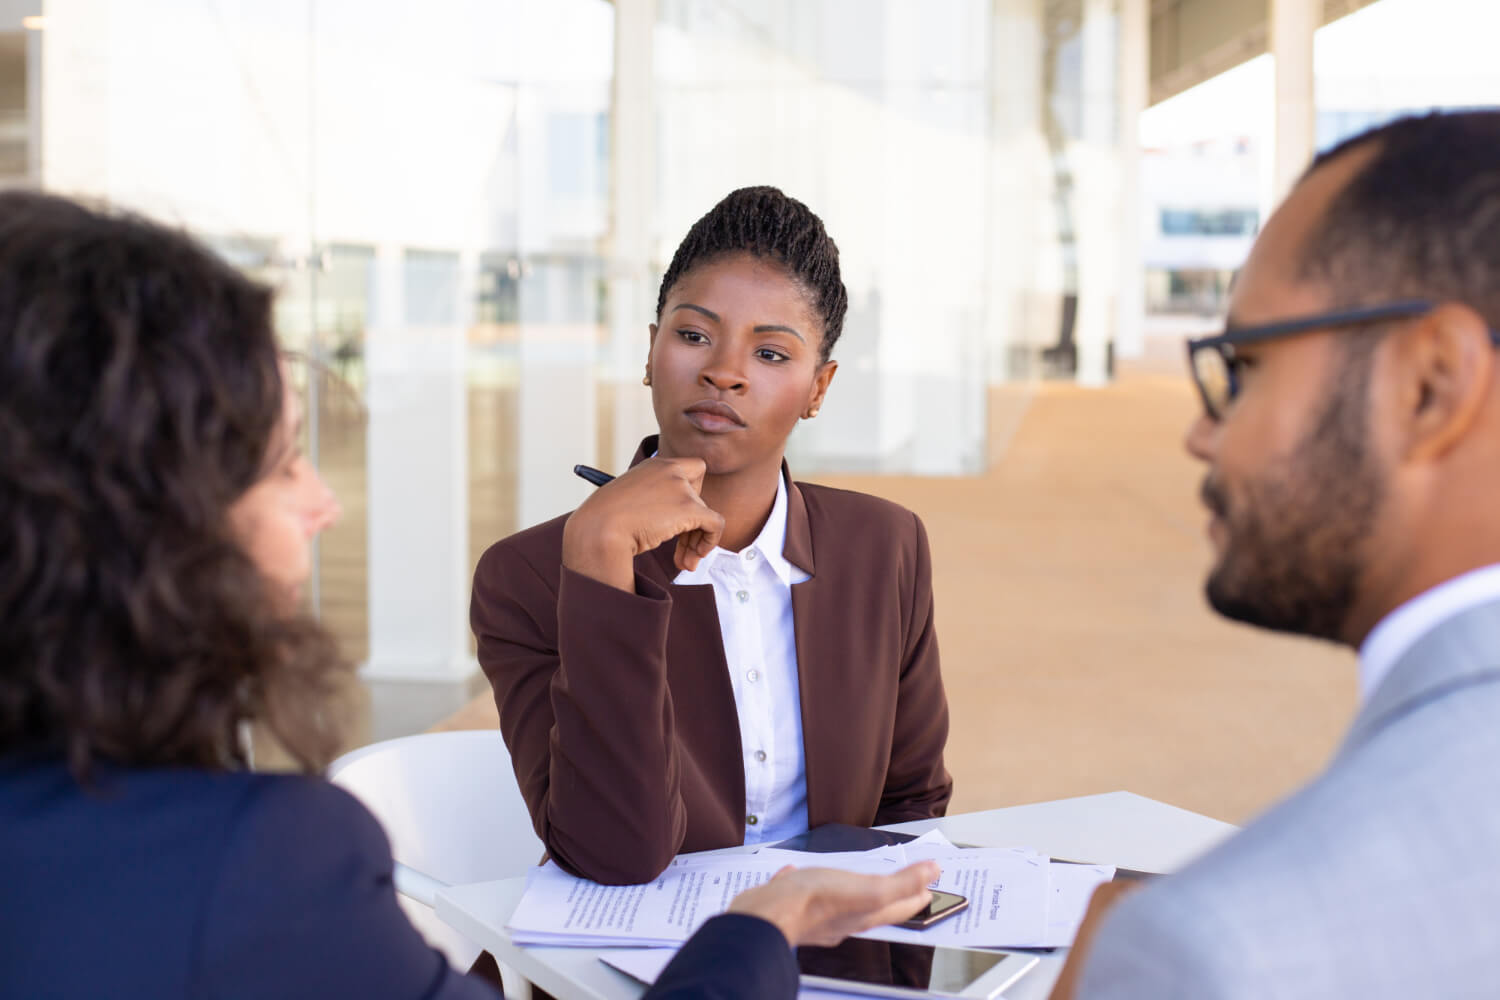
[0,191,348,778]
[656,186,849,363]
[1300,110,1500,329]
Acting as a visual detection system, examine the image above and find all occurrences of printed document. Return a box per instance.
[505,829,1114,950]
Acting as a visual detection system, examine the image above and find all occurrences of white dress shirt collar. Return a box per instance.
[1358,564,1500,703]
[673,473,808,586]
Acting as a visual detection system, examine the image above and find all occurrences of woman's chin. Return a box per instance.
[657,432,759,478]
[263,575,308,612]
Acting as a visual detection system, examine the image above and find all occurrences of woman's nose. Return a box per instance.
[300,464,341,535]
[700,358,746,392]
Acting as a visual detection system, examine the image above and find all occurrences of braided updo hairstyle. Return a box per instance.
[656,186,849,363]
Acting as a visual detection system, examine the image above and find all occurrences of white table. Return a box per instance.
[436,791,1235,1000]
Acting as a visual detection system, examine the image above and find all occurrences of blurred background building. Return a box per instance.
[2,0,1495,768]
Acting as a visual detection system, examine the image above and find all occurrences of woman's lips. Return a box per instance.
[684,400,745,433]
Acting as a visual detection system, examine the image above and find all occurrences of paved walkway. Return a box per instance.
[435,368,1357,825]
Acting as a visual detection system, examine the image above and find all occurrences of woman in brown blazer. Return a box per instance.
[470,187,952,885]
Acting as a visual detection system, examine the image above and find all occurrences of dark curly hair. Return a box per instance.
[656,186,849,363]
[0,191,348,778]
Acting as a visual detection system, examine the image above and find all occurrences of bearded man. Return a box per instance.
[1066,108,1500,999]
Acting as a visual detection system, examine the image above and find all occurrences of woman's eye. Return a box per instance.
[677,329,708,344]
[1226,355,1256,378]
[756,349,789,363]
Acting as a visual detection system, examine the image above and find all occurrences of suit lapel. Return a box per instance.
[1341,597,1500,756]
[632,485,746,830]
[785,476,840,828]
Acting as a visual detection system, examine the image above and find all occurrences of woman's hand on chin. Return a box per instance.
[561,456,726,591]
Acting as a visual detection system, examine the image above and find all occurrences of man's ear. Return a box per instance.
[804,360,838,418]
[1397,303,1494,463]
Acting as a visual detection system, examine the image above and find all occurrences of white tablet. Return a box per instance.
[798,939,1038,999]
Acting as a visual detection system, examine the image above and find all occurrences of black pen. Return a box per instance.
[573,464,615,488]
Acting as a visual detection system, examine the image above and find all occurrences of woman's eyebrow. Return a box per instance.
[672,303,720,322]
[753,324,805,343]
[672,303,805,343]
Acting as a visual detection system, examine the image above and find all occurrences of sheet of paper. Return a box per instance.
[600,948,677,983]
[508,859,788,947]
[855,849,1052,949]
[752,844,910,872]
[898,829,960,856]
[509,836,1097,950]
[1041,863,1115,948]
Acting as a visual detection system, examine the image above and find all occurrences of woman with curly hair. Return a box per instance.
[0,191,932,999]
[0,190,495,998]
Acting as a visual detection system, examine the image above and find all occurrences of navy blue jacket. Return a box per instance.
[0,757,496,999]
[646,915,797,1000]
[1,756,796,1000]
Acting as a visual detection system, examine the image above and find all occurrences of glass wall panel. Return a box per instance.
[33,0,614,732]
[24,0,1126,734]
[653,0,994,474]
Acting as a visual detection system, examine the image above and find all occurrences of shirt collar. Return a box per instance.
[631,436,813,581]
[1358,564,1500,703]
[673,473,800,587]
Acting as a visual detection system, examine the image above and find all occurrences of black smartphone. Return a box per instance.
[898,889,968,929]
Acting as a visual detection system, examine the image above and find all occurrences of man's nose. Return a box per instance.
[1184,409,1218,462]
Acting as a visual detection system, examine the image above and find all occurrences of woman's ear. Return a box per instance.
[1395,303,1494,463]
[644,323,659,384]
[803,360,838,419]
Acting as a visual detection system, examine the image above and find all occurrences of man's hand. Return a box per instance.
[727,862,940,948]
[1048,879,1143,1000]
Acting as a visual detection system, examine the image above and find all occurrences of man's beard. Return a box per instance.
[1202,360,1383,643]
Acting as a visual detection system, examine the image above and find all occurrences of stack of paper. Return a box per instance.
[505,830,1114,951]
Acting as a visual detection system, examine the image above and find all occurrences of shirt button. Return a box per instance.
[746,550,758,561]
[736,590,750,603]
[747,814,759,826]
[754,750,767,762]
[746,669,760,683]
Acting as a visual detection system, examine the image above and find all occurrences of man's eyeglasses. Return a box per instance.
[1186,300,1462,421]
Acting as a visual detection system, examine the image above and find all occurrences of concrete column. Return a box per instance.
[516,263,596,528]
[985,0,1047,384]
[873,0,919,465]
[1114,0,1148,361]
[606,0,659,473]
[37,0,111,196]
[1270,0,1318,204]
[24,10,42,184]
[1073,0,1120,387]
[362,243,477,730]
[513,73,598,527]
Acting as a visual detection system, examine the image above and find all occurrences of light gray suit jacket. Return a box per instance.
[1079,598,1500,999]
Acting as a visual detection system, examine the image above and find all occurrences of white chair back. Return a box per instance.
[328,730,543,973]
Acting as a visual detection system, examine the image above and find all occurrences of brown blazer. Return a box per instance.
[470,438,952,885]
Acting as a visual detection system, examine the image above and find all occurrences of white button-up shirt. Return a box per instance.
[1359,564,1500,703]
[674,475,811,845]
